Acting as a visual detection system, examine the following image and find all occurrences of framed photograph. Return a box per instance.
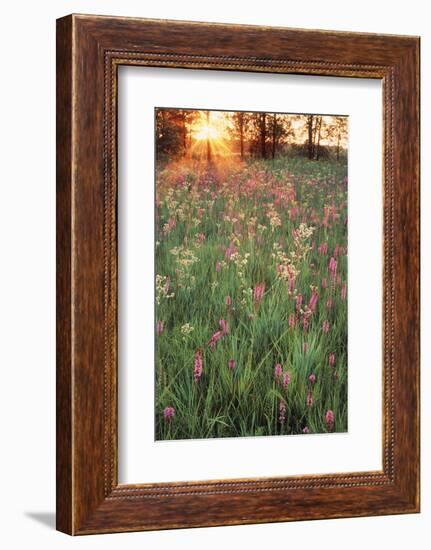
[56,14,420,534]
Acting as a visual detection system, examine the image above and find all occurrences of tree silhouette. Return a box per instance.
[156,108,348,163]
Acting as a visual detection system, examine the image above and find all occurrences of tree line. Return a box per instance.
[156,109,348,162]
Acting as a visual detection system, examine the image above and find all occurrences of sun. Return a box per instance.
[194,123,219,141]
[189,111,233,159]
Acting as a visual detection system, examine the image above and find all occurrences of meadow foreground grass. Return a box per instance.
[155,156,348,440]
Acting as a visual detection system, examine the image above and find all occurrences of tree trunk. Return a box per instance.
[260,112,267,159]
[315,117,322,160]
[271,114,277,159]
[182,111,187,157]
[157,110,166,161]
[307,115,314,160]
[206,111,211,163]
[239,112,244,159]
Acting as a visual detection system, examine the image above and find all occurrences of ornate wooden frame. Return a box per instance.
[56,14,420,535]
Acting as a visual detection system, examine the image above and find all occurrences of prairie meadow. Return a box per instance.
[155,109,348,440]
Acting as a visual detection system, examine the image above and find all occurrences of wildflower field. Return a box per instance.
[155,109,348,441]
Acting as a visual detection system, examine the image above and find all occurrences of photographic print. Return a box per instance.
[155,108,348,441]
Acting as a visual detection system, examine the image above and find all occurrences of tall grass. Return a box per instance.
[155,156,348,440]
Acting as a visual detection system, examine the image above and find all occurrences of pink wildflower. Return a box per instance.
[341,283,347,301]
[331,206,337,221]
[208,330,223,349]
[164,217,176,234]
[308,290,318,313]
[308,373,316,385]
[194,350,203,382]
[228,359,236,370]
[282,371,290,389]
[322,278,327,289]
[306,391,313,408]
[219,319,229,335]
[296,294,303,312]
[288,275,295,295]
[322,320,330,334]
[215,260,221,273]
[225,245,235,260]
[156,320,164,336]
[289,313,296,329]
[329,353,335,367]
[274,363,283,381]
[302,426,310,434]
[326,298,333,310]
[329,257,337,279]
[225,295,231,306]
[318,242,328,256]
[303,342,308,354]
[163,406,175,422]
[302,316,309,331]
[279,400,286,425]
[253,283,265,305]
[289,206,298,220]
[325,410,335,431]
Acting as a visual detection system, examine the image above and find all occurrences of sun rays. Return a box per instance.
[190,111,233,160]
[194,124,220,141]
